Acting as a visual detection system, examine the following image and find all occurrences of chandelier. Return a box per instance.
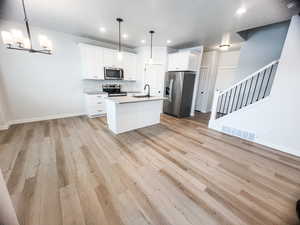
[1,0,53,55]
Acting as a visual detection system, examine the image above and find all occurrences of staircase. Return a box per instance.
[212,60,279,119]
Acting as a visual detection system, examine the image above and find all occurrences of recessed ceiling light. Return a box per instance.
[141,39,146,44]
[236,7,247,16]
[99,27,107,33]
[167,40,172,44]
[122,33,128,39]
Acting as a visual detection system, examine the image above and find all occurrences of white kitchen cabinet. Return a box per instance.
[144,64,165,97]
[102,50,137,80]
[122,52,137,80]
[103,48,121,68]
[85,93,108,117]
[79,44,104,80]
[168,50,200,72]
[79,43,137,80]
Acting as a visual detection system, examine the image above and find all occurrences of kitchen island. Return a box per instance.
[105,96,165,134]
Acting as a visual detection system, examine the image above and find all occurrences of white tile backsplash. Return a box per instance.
[82,79,141,93]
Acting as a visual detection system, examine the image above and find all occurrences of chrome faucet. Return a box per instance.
[144,84,150,97]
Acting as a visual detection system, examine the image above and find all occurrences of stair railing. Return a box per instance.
[211,60,279,120]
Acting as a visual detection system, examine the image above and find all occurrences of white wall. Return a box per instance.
[210,15,300,157]
[215,50,240,90]
[0,20,136,125]
[197,50,240,112]
[135,46,168,93]
[235,21,290,81]
[0,68,10,129]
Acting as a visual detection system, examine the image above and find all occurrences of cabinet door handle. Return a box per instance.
[97,102,103,104]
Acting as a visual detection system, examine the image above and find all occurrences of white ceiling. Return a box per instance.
[0,0,294,48]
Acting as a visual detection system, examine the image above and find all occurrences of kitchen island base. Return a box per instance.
[106,97,164,134]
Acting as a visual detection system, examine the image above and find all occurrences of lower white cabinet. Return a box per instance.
[85,93,108,117]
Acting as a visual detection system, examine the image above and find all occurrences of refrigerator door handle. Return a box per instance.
[168,79,174,102]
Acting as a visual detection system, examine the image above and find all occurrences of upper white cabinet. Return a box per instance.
[102,48,120,68]
[79,43,137,80]
[168,50,200,72]
[79,44,104,80]
[122,52,137,80]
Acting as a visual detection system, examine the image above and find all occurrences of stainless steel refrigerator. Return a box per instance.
[163,71,196,117]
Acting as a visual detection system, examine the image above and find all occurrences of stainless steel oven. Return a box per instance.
[104,67,124,80]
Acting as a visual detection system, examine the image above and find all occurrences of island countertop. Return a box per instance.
[105,96,166,104]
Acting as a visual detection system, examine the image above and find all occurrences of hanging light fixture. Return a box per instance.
[116,18,123,61]
[1,0,53,54]
[149,30,155,64]
[219,33,231,51]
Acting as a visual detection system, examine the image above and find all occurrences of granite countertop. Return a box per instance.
[105,96,166,104]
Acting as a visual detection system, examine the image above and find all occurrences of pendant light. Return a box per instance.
[1,0,53,54]
[116,18,123,61]
[219,33,231,51]
[149,30,155,64]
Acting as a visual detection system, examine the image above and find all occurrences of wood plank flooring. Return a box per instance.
[1,114,300,225]
[187,111,211,125]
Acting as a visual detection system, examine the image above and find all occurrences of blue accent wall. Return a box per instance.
[235,21,290,81]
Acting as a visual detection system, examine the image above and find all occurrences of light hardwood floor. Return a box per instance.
[1,114,300,225]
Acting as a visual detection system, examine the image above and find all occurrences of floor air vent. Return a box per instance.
[222,126,256,141]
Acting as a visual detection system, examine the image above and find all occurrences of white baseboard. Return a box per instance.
[0,124,10,131]
[209,125,300,158]
[0,112,85,130]
[255,138,300,158]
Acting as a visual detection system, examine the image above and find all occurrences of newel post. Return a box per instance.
[210,89,221,122]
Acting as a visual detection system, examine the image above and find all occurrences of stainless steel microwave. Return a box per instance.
[104,67,124,80]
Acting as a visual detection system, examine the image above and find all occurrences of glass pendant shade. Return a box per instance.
[1,31,14,45]
[11,29,24,44]
[23,38,31,49]
[38,35,52,50]
[1,0,53,54]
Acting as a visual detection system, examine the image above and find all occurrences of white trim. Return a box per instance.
[10,113,85,125]
[1,112,85,130]
[0,124,10,130]
[255,138,300,158]
[191,46,204,116]
[217,66,237,70]
[209,125,300,158]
